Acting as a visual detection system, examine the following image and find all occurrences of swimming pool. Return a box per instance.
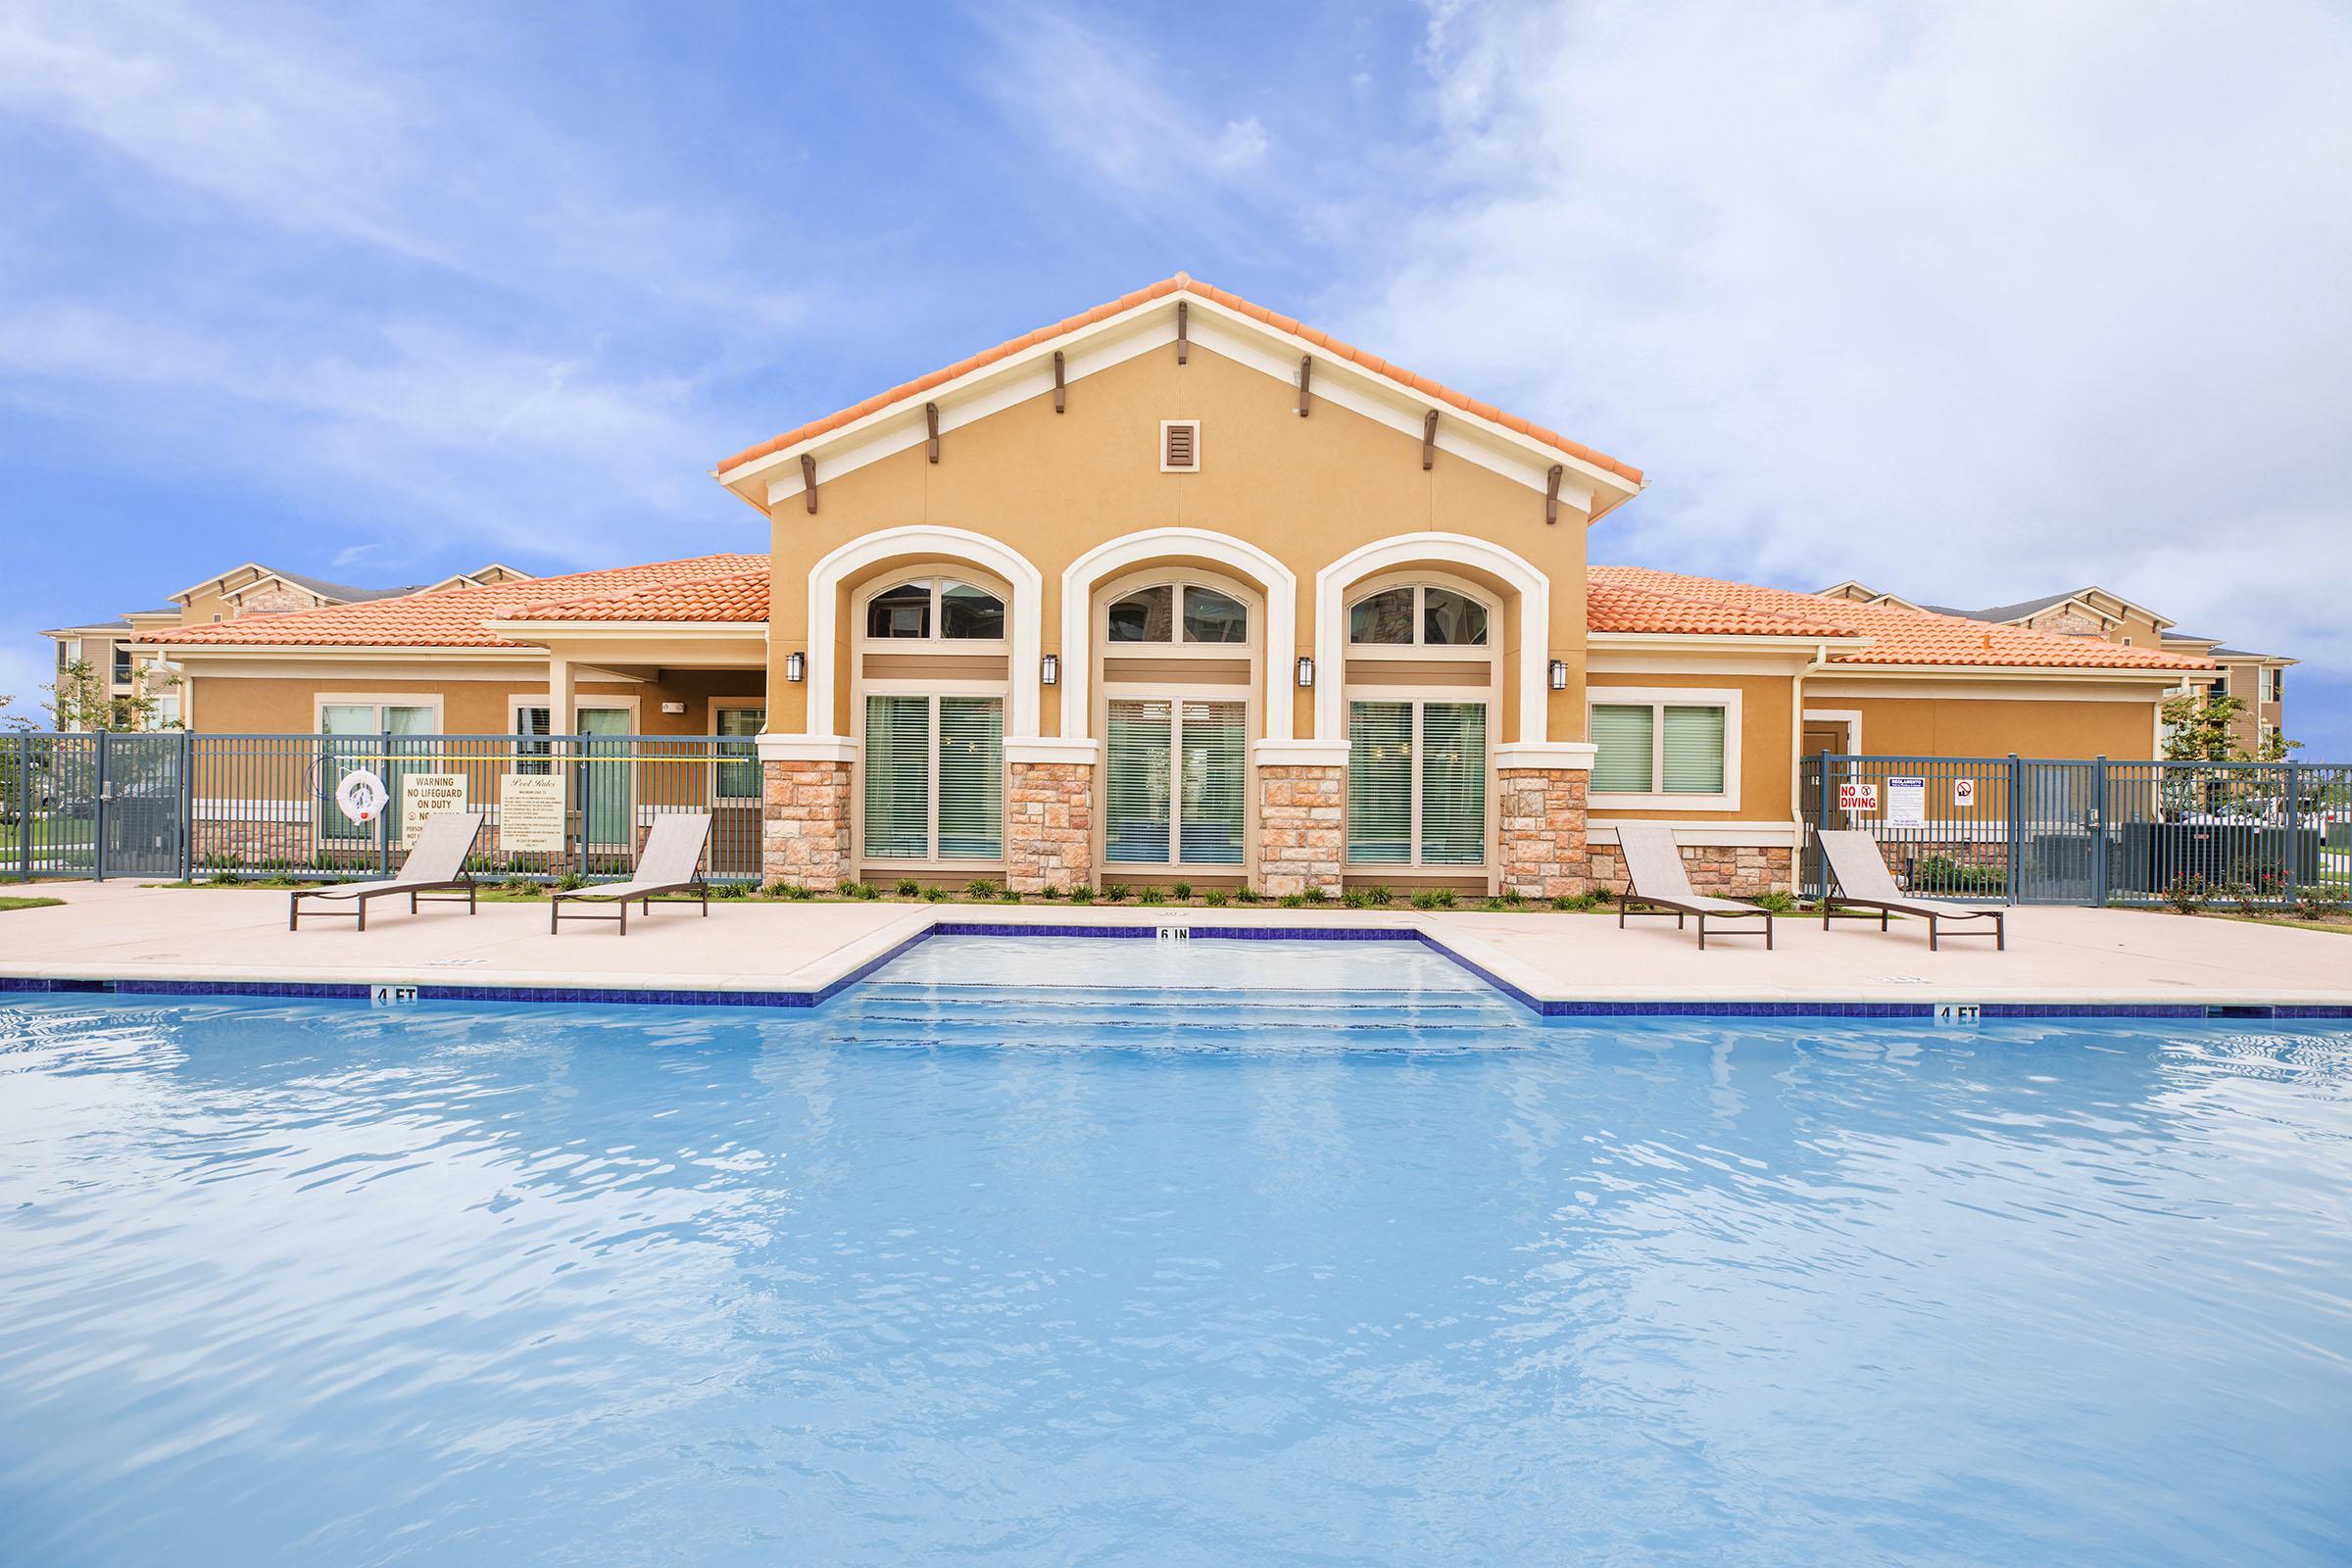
[3,938,2348,1564]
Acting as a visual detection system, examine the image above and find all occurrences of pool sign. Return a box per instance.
[1953,777,1977,808]
[334,768,389,825]
[1886,776,1928,828]
[399,773,468,848]
[499,773,566,854]
[1934,1003,1982,1027]
[1838,780,1880,813]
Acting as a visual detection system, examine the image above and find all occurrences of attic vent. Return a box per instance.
[1159,419,1200,472]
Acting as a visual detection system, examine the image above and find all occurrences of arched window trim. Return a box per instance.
[1343,570,1500,662]
[1095,566,1258,653]
[851,564,1013,649]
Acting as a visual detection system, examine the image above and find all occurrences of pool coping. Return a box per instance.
[4,912,2349,1022]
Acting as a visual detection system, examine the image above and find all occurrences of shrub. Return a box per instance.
[1914,853,2006,897]
[780,882,818,901]
[1753,890,1796,914]
[1301,884,1327,904]
[501,875,541,897]
[1278,892,1307,908]
[1202,889,1230,907]
[555,869,586,893]
[895,878,921,898]
[1140,887,1165,905]
[998,887,1023,904]
[2164,874,2213,915]
[922,884,950,903]
[1234,886,1261,905]
[1498,887,1524,906]
[1361,885,1394,906]
[1481,896,1508,911]
[1410,888,1457,910]
[843,881,881,901]
[965,879,999,900]
[1042,886,1065,902]
[1171,881,1192,900]
[2295,885,2344,921]
[1102,883,1131,903]
[1341,891,1369,909]
[206,868,240,886]
[1068,885,1096,905]
[713,881,751,900]
[1549,892,1602,912]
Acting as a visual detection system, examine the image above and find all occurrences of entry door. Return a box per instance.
[575,709,631,851]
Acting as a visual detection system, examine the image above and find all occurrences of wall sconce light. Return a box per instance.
[1041,653,1059,686]
[660,701,687,715]
[785,651,806,683]
[1296,656,1315,689]
[1548,659,1569,691]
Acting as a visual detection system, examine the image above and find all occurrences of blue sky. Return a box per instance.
[4,0,2348,753]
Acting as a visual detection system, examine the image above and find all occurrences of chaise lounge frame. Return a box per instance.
[1814,829,2006,952]
[1613,823,1775,951]
[549,811,713,935]
[289,810,486,932]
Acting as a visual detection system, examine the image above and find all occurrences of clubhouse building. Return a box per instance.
[132,276,2214,896]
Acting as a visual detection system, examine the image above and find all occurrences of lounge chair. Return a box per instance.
[290,810,485,931]
[549,811,711,934]
[1815,830,2005,952]
[1613,823,1775,950]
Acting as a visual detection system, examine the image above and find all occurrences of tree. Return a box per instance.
[2159,692,2299,763]
[42,659,177,732]
[0,691,30,733]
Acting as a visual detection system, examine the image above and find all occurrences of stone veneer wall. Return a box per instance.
[1004,760,1094,893]
[1257,764,1345,898]
[760,759,851,891]
[1585,841,1793,899]
[1497,768,1591,898]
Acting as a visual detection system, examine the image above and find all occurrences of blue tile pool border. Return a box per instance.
[4,921,2349,1023]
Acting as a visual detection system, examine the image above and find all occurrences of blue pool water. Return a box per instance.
[3,938,2350,1565]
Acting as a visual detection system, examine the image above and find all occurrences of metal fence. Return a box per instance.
[1801,754,2352,906]
[4,732,764,885]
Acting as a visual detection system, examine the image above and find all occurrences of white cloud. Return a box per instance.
[1345,0,2352,681]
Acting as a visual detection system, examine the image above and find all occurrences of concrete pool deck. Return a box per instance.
[2,883,2348,1016]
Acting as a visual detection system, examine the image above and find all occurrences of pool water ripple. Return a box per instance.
[1,939,2349,1564]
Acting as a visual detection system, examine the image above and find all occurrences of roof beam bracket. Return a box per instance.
[1176,300,1188,365]
[1422,410,1439,471]
[925,402,940,464]
[1296,355,1312,416]
[801,454,818,514]
[1544,464,1563,525]
[1053,351,1066,414]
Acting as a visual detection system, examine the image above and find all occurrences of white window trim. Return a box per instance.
[317,693,448,732]
[851,564,1014,652]
[1343,573,1497,658]
[505,693,642,734]
[1588,686,1742,811]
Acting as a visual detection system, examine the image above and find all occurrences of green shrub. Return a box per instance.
[1361,885,1394,906]
[1278,892,1307,908]
[998,887,1022,904]
[712,881,751,900]
[1301,884,1327,904]
[1549,891,1602,912]
[771,881,816,901]
[2295,885,2344,921]
[843,881,880,901]
[895,878,921,898]
[1234,886,1261,905]
[1498,887,1524,906]
[922,884,950,902]
[1914,853,2006,897]
[502,876,543,898]
[1341,891,1369,909]
[2165,874,2213,915]
[1410,888,1457,910]
[206,868,240,886]
[1171,881,1192,900]
[965,879,999,900]
[1102,883,1131,903]
[1042,886,1065,902]
[1140,887,1165,905]
[1753,890,1796,914]
[555,869,586,893]
[1202,889,1230,907]
[1068,885,1096,905]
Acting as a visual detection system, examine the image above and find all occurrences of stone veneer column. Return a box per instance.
[1004,759,1095,893]
[760,755,852,891]
[1497,767,1592,898]
[1257,763,1346,898]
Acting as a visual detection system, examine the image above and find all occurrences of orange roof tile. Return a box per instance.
[504,570,769,623]
[1591,567,2217,670]
[1586,580,1861,640]
[139,555,766,649]
[713,274,1644,484]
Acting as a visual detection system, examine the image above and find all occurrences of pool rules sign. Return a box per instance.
[500,773,566,854]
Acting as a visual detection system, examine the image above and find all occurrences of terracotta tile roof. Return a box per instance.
[1591,567,2216,670]
[504,569,769,623]
[714,273,1642,484]
[1587,580,1860,639]
[138,555,766,649]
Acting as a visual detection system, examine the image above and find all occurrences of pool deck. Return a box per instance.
[3,884,2348,1016]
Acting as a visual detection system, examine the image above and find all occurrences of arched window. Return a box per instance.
[1348,583,1488,648]
[862,576,1006,642]
[1106,582,1250,646]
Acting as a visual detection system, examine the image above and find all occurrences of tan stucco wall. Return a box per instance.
[185,669,762,736]
[760,342,1591,742]
[1838,691,2160,759]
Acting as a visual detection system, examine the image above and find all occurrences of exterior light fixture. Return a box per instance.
[1041,653,1059,686]
[785,651,806,683]
[1548,659,1569,690]
[1296,656,1314,689]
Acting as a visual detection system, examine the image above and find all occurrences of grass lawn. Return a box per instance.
[0,896,67,913]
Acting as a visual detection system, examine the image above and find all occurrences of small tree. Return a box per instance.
[43,659,174,732]
[2159,693,2245,761]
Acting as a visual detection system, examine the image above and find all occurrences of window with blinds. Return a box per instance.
[1105,701,1173,863]
[1590,700,1729,799]
[1347,699,1487,866]
[862,696,931,858]
[1177,701,1246,864]
[862,694,1004,861]
[1347,702,1412,863]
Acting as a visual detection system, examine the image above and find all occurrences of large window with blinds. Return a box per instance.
[1103,699,1247,865]
[860,694,1004,861]
[1588,691,1739,808]
[1346,700,1489,866]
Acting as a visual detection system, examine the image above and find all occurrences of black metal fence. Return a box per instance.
[3,732,764,885]
[1802,754,2352,907]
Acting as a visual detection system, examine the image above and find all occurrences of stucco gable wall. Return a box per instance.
[763,342,1589,740]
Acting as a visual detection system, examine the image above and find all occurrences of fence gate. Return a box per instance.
[6,732,189,881]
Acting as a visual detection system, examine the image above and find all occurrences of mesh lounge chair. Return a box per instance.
[1815,830,2005,952]
[550,811,712,934]
[1614,823,1775,950]
[289,810,485,931]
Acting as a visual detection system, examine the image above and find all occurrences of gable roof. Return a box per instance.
[140,555,765,650]
[713,273,1642,510]
[170,561,424,607]
[1591,568,2214,671]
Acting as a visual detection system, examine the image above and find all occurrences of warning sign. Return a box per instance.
[1838,780,1881,814]
[1953,777,1977,808]
[499,773,566,854]
[398,772,468,848]
[1886,776,1927,828]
